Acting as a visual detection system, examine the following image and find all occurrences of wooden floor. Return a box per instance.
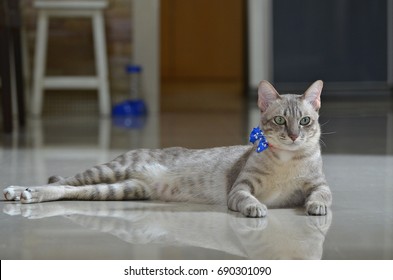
[161,81,245,112]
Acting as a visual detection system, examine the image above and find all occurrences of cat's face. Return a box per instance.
[257,81,323,151]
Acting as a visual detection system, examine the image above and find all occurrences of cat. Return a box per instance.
[3,80,332,218]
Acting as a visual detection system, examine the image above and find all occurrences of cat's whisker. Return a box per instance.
[320,120,330,127]
[319,139,327,148]
[320,131,336,135]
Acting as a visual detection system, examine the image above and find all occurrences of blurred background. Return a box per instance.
[0,0,392,153]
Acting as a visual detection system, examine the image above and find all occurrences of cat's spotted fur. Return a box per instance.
[3,80,332,217]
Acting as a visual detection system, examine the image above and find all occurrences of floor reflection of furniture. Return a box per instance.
[31,0,110,116]
[0,0,26,133]
[30,117,111,182]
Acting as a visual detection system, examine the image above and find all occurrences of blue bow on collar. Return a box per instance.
[249,127,269,153]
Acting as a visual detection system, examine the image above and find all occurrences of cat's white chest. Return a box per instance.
[256,157,305,207]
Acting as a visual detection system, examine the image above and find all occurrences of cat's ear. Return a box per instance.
[258,80,281,112]
[303,80,323,111]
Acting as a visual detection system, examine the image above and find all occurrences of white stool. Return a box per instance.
[31,0,110,116]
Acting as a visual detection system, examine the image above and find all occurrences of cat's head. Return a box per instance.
[257,80,323,151]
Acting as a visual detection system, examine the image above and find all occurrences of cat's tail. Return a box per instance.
[54,162,169,187]
[47,175,64,184]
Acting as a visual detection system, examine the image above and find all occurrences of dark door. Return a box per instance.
[273,0,387,87]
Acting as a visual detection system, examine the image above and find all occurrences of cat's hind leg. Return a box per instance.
[4,175,74,200]
[3,186,27,201]
[4,176,67,200]
[6,179,152,203]
[3,185,68,203]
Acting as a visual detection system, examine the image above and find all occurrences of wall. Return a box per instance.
[247,0,273,89]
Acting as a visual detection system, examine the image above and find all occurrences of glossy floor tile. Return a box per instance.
[0,97,393,259]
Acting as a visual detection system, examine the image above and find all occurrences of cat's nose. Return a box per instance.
[289,134,299,141]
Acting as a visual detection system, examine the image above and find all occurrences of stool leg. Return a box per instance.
[92,10,110,116]
[11,27,26,127]
[0,24,13,133]
[31,10,48,116]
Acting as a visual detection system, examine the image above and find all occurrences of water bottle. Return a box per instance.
[111,64,147,130]
[126,64,142,100]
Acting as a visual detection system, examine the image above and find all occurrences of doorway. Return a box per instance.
[160,0,246,112]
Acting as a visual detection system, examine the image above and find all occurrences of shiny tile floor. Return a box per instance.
[1,97,393,259]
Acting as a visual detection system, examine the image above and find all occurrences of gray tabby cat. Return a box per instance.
[3,80,332,218]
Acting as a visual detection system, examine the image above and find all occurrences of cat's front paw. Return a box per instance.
[306,201,328,216]
[242,203,267,218]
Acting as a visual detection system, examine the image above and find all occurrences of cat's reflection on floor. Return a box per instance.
[3,201,331,259]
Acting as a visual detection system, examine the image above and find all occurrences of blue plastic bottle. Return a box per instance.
[112,64,147,117]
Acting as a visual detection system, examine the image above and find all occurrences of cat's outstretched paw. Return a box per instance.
[3,187,17,201]
[306,201,328,216]
[21,189,33,203]
[243,203,267,218]
[3,186,26,201]
[20,188,40,204]
[3,186,42,203]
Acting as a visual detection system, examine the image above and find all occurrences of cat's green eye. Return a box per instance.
[273,116,286,125]
[300,116,311,126]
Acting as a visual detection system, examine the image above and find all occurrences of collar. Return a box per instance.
[249,127,269,153]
